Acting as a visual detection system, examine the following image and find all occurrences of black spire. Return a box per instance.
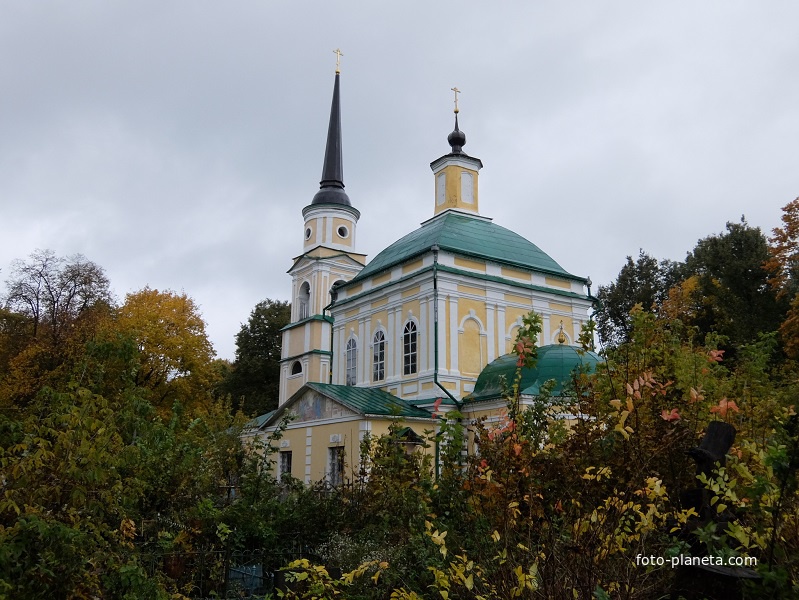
[312,72,351,206]
[447,113,466,154]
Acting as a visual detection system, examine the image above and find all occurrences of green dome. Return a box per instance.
[349,211,583,284]
[465,344,604,403]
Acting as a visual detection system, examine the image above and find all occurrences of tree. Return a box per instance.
[681,218,784,348]
[0,251,113,407]
[0,335,250,599]
[767,197,799,297]
[3,249,111,342]
[595,250,680,347]
[767,198,799,357]
[115,287,217,411]
[223,298,290,415]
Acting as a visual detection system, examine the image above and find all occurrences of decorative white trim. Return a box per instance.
[458,310,485,333]
[449,296,459,374]
[486,303,496,362]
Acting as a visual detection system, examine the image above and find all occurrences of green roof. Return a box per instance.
[349,211,581,284]
[245,411,275,430]
[465,344,604,403]
[302,382,434,419]
[407,396,459,408]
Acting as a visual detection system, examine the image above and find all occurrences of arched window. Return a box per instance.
[403,321,417,375]
[330,280,346,304]
[373,330,386,382]
[346,338,357,386]
[291,361,302,375]
[298,282,310,320]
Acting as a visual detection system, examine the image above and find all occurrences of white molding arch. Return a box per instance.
[457,309,486,334]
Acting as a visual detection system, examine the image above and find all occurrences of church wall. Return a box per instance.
[459,318,485,377]
[545,276,572,289]
[305,420,361,484]
[454,256,486,272]
[326,250,592,401]
[287,328,307,358]
[284,369,305,401]
[265,418,433,484]
[500,266,531,282]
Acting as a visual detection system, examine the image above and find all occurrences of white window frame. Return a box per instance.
[373,330,386,382]
[346,337,357,386]
[403,320,418,375]
[279,450,293,479]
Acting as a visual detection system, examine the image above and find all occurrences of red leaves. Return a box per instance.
[432,397,443,416]
[710,398,739,417]
[707,349,725,363]
[660,408,681,422]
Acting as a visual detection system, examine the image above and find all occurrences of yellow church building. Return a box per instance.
[250,68,600,485]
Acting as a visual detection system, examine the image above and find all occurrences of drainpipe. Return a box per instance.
[323,284,339,383]
[585,276,599,352]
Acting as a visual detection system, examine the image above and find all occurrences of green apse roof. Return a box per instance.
[349,211,582,284]
[465,344,604,403]
[245,411,275,430]
[301,382,433,419]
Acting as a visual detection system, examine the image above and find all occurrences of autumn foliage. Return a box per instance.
[5,195,799,600]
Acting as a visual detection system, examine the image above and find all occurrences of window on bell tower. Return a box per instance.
[299,282,310,320]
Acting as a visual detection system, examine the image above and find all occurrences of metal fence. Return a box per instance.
[139,543,315,599]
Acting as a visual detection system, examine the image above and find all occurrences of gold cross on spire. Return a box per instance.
[451,86,461,114]
[333,48,343,74]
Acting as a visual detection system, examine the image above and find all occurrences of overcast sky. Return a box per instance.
[2,2,797,360]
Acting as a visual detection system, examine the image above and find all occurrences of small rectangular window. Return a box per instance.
[279,451,293,479]
[328,447,344,486]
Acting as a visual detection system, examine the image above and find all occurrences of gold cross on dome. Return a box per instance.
[333,48,343,73]
[451,86,461,113]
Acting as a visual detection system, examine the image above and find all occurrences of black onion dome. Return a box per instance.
[447,114,466,154]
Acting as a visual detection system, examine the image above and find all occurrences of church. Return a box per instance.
[249,66,601,485]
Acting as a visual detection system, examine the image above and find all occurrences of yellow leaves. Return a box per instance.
[115,287,216,411]
[643,477,666,500]
[583,466,612,481]
[463,573,474,591]
[609,396,635,439]
[491,530,501,543]
[119,518,137,547]
[427,566,450,594]
[426,522,448,557]
[726,522,751,549]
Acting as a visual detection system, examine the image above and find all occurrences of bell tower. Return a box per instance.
[278,55,367,405]
[430,87,483,216]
